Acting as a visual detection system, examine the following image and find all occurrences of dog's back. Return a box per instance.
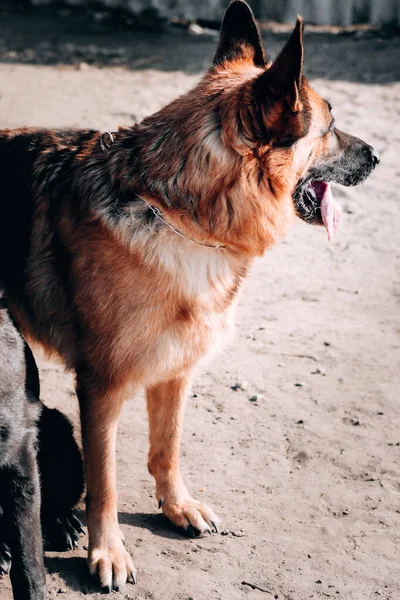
[0,131,39,302]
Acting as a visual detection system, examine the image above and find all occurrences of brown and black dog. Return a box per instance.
[0,0,379,592]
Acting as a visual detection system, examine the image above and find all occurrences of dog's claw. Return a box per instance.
[0,545,11,561]
[211,521,219,533]
[71,513,84,531]
[158,498,164,509]
[67,519,80,545]
[128,572,137,585]
[0,544,11,578]
[43,512,84,551]
[66,533,73,550]
[186,524,198,538]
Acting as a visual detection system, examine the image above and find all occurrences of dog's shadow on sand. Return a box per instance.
[45,512,192,593]
[74,508,191,540]
[118,510,195,541]
[44,556,95,594]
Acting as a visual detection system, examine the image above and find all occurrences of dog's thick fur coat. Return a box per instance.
[0,0,378,591]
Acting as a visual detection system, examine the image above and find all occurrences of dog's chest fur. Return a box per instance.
[52,221,248,388]
[138,236,243,385]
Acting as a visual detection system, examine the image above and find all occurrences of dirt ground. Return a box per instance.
[0,7,399,600]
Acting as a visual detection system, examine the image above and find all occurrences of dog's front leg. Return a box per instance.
[77,379,135,592]
[146,375,220,536]
[6,461,46,600]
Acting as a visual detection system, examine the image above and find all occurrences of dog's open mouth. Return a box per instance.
[294,181,342,241]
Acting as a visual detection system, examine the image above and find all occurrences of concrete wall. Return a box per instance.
[30,0,400,26]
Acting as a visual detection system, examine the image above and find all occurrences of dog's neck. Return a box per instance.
[110,86,295,257]
[140,197,226,250]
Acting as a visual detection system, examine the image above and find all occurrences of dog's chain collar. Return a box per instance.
[100,130,224,250]
[100,131,116,153]
[140,197,225,250]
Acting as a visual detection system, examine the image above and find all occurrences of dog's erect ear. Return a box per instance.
[213,1,267,67]
[258,17,304,112]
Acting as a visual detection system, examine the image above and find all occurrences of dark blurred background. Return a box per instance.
[0,0,399,26]
[0,0,399,82]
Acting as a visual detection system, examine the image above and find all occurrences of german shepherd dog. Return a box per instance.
[0,293,84,599]
[0,0,379,591]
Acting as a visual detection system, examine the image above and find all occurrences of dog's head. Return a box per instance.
[134,1,379,255]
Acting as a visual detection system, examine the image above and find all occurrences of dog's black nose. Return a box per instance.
[369,146,380,166]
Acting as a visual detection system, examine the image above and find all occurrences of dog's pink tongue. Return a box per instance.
[320,182,342,241]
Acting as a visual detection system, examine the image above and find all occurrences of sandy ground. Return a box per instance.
[0,9,400,600]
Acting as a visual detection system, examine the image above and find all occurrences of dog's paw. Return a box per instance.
[159,496,220,537]
[0,543,11,578]
[43,509,84,551]
[89,537,136,592]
